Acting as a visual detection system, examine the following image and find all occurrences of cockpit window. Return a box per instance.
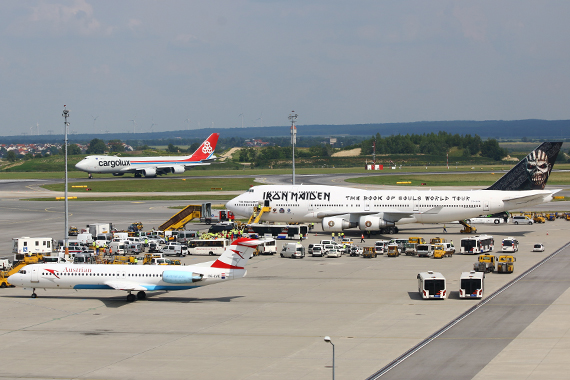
[19,270,26,274]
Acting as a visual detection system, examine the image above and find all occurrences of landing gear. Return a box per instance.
[134,173,142,178]
[31,288,37,298]
[88,173,93,179]
[127,293,136,302]
[137,291,146,300]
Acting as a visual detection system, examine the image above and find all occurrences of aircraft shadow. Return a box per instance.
[2,294,243,308]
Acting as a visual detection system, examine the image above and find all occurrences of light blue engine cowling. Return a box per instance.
[162,271,203,284]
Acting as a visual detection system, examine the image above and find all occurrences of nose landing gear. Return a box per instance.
[31,288,37,298]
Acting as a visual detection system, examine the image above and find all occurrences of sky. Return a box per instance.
[0,0,569,137]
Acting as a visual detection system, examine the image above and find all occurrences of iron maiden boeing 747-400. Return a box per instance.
[8,238,261,302]
[226,142,562,234]
[75,133,219,178]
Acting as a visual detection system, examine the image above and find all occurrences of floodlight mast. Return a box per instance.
[62,106,70,256]
[289,111,298,186]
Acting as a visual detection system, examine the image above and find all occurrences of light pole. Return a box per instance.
[62,106,70,257]
[324,336,335,380]
[289,111,298,185]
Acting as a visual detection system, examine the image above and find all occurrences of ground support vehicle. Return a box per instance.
[430,237,446,245]
[501,237,519,252]
[533,215,546,223]
[341,237,354,246]
[459,271,485,298]
[375,240,390,255]
[511,216,533,225]
[409,237,426,245]
[160,204,202,230]
[247,224,308,240]
[404,243,417,256]
[497,255,516,273]
[433,244,446,259]
[387,244,400,257]
[460,235,494,254]
[545,213,556,221]
[417,271,447,299]
[1,270,15,288]
[280,243,305,259]
[533,243,545,252]
[389,239,408,251]
[162,243,188,257]
[311,244,324,257]
[257,238,277,255]
[417,244,434,258]
[187,239,230,256]
[1,253,44,287]
[148,242,163,253]
[459,220,477,234]
[474,254,497,273]
[143,254,163,265]
[112,256,137,265]
[349,246,363,257]
[361,247,376,258]
[324,248,342,258]
[68,226,79,236]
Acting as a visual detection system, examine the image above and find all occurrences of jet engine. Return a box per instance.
[143,168,157,177]
[162,271,203,284]
[170,165,185,174]
[358,216,394,231]
[322,217,350,232]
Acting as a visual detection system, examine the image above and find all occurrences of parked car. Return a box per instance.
[532,243,545,252]
[325,248,342,258]
[311,244,324,257]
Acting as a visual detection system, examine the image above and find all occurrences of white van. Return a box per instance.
[501,237,519,252]
[106,241,127,255]
[311,244,324,257]
[258,239,277,255]
[280,243,305,259]
[177,231,199,244]
[375,240,390,254]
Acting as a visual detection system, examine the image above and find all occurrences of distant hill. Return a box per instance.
[2,119,569,144]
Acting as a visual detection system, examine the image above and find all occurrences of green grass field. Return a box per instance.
[23,195,236,202]
[41,178,257,192]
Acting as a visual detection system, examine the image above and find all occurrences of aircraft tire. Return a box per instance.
[514,221,519,225]
[1,283,6,288]
[127,294,136,302]
[137,291,146,300]
[31,293,37,298]
[494,219,500,224]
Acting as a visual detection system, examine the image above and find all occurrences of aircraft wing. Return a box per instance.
[316,205,443,222]
[105,281,148,292]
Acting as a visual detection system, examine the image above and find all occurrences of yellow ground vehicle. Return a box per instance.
[112,256,137,265]
[545,213,556,221]
[362,247,377,258]
[387,244,400,257]
[430,237,446,244]
[143,254,162,265]
[497,255,516,273]
[409,237,426,245]
[533,215,546,223]
[473,254,497,273]
[1,253,44,287]
[433,244,446,259]
[68,226,79,236]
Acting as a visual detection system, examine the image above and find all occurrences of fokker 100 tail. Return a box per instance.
[486,142,562,191]
[210,238,260,270]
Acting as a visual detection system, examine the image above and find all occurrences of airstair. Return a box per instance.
[159,205,202,231]
[459,220,477,234]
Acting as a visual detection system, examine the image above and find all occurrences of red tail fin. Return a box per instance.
[187,133,219,161]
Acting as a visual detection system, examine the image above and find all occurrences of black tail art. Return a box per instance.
[486,142,562,191]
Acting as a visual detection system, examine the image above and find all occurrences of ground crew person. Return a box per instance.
[332,232,335,241]
[361,234,365,243]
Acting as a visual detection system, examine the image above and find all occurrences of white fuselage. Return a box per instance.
[75,155,209,174]
[8,263,246,291]
[226,185,555,225]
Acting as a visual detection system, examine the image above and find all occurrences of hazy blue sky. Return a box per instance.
[1,1,569,136]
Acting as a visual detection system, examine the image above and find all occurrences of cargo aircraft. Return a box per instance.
[226,142,562,234]
[75,133,219,178]
[8,238,261,302]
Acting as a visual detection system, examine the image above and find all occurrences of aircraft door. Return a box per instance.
[484,201,490,211]
[364,201,370,212]
[413,199,419,212]
[31,267,39,283]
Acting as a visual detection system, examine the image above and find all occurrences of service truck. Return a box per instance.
[88,223,112,237]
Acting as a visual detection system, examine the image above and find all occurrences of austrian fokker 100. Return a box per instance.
[75,133,219,178]
[227,142,562,233]
[8,238,262,302]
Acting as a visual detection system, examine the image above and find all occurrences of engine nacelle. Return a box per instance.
[358,216,394,231]
[162,271,202,284]
[171,165,185,174]
[143,168,157,177]
[322,217,350,232]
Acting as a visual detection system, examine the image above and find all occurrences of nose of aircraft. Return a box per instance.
[7,273,20,286]
[75,160,86,171]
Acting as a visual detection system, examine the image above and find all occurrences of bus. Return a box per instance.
[460,235,494,254]
[246,224,308,240]
[187,239,230,256]
[417,271,447,299]
[459,271,485,298]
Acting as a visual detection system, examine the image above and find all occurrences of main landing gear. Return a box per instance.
[126,291,147,302]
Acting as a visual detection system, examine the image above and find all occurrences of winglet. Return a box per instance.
[210,238,262,269]
[486,142,562,191]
